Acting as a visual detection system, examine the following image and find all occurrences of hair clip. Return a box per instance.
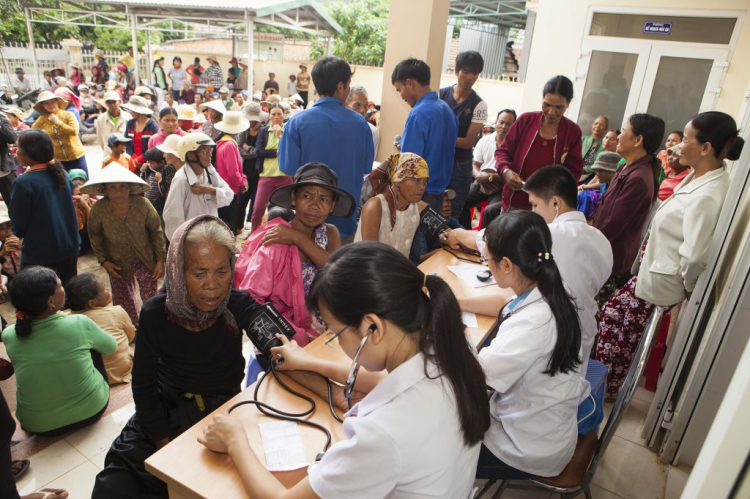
[537,252,550,263]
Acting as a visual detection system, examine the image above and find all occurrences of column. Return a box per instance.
[377,0,450,162]
[247,18,254,92]
[25,8,40,86]
[131,14,140,85]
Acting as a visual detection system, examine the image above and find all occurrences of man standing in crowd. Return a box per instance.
[459,109,516,228]
[95,91,132,156]
[392,57,458,211]
[264,72,279,94]
[296,63,311,108]
[204,56,224,87]
[237,57,250,91]
[439,51,487,218]
[346,84,380,152]
[279,56,374,241]
[11,68,31,96]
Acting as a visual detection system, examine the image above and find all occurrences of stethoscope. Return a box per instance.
[326,323,375,410]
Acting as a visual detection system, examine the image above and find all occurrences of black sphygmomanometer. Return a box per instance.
[420,205,483,263]
[227,303,343,461]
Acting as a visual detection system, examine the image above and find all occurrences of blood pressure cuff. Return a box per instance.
[419,205,449,237]
[246,303,296,361]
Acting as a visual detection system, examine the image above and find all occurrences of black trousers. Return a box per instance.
[217,195,240,233]
[92,384,240,499]
[21,254,78,284]
[236,158,261,225]
[298,90,309,109]
[0,173,16,210]
[0,390,20,499]
[458,182,503,229]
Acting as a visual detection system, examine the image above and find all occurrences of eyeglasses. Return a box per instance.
[325,324,349,345]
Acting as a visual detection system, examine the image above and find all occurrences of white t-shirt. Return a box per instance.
[479,288,589,477]
[11,76,31,94]
[548,211,613,379]
[472,132,497,171]
[162,165,234,240]
[471,99,488,124]
[308,352,481,498]
[368,122,380,153]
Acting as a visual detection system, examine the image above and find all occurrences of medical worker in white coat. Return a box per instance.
[199,242,491,498]
[472,211,588,479]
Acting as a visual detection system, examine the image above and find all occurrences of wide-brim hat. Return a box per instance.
[80,164,150,196]
[95,90,121,107]
[269,162,355,218]
[121,96,153,115]
[2,107,24,119]
[156,133,182,156]
[238,57,249,67]
[242,102,267,122]
[33,90,67,114]
[591,151,622,173]
[218,86,229,94]
[134,85,154,96]
[176,104,199,121]
[299,63,307,69]
[206,55,219,64]
[214,110,250,134]
[200,100,226,115]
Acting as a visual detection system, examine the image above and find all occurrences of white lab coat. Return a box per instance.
[162,164,233,240]
[548,210,613,379]
[479,288,588,477]
[635,166,730,306]
[308,352,481,498]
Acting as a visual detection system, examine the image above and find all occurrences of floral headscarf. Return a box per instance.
[371,153,429,230]
[54,87,81,111]
[161,215,239,334]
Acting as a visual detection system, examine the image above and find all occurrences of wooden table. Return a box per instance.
[418,248,513,346]
[146,249,511,498]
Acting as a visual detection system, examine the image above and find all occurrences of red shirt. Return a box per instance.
[658,169,691,201]
[504,134,556,209]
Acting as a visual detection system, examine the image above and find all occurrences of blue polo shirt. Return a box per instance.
[400,92,458,195]
[279,97,374,237]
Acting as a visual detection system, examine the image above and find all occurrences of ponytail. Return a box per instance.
[8,266,60,339]
[485,211,581,376]
[690,111,745,162]
[47,161,68,189]
[307,242,490,446]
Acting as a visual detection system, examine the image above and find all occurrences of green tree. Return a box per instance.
[312,0,389,67]
[0,0,80,44]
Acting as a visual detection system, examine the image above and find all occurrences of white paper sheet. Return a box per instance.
[447,264,496,288]
[259,421,309,471]
[462,312,478,328]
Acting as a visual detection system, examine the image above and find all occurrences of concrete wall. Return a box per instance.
[522,0,750,122]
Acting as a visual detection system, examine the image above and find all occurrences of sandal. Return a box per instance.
[12,459,30,481]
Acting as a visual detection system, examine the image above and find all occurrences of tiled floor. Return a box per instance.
[10,376,691,498]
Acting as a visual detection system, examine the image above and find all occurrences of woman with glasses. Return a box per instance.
[162,133,234,241]
[200,242,491,498]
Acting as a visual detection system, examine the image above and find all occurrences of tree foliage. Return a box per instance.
[312,0,389,67]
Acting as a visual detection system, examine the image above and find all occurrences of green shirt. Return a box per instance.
[2,314,117,432]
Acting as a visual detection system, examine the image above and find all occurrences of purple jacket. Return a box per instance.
[495,111,583,210]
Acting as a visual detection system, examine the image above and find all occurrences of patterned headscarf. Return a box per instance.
[161,215,239,334]
[371,153,429,230]
[54,87,80,111]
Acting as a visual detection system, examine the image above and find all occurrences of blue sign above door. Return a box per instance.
[644,21,672,35]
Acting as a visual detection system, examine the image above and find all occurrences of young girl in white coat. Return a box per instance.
[199,241,491,498]
[475,210,588,479]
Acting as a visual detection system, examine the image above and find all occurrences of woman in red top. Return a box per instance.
[658,146,691,201]
[122,96,159,168]
[493,75,583,220]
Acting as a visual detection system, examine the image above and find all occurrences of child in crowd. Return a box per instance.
[83,165,166,326]
[103,134,137,172]
[66,273,135,385]
[411,188,463,263]
[577,151,621,219]
[140,147,169,216]
[69,169,96,255]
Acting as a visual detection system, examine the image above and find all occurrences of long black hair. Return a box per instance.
[18,130,67,189]
[485,211,581,375]
[9,266,60,339]
[690,111,745,161]
[307,242,490,446]
[628,113,665,201]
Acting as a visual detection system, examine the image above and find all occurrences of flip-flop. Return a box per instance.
[12,459,30,481]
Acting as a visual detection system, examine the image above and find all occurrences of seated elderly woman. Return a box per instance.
[355,153,429,257]
[234,162,354,346]
[1,267,116,436]
[92,216,268,498]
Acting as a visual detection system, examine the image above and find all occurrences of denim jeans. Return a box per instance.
[448,156,473,219]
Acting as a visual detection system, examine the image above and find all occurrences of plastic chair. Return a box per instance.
[475,307,664,499]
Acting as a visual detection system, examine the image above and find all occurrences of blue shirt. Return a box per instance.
[279,97,374,237]
[400,92,458,195]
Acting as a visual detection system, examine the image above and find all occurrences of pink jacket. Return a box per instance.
[234,218,316,346]
[215,136,247,194]
[147,128,185,150]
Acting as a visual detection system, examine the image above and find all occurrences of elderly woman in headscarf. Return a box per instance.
[355,152,430,257]
[92,215,267,499]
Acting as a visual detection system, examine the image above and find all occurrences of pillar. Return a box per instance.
[131,14,140,85]
[25,8,40,86]
[61,38,83,79]
[247,18,254,92]
[377,0,450,162]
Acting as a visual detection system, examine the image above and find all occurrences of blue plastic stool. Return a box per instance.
[577,358,608,434]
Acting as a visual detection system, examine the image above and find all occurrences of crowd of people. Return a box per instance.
[0,45,745,499]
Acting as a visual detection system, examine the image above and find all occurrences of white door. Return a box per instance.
[572,41,729,137]
[636,46,729,135]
